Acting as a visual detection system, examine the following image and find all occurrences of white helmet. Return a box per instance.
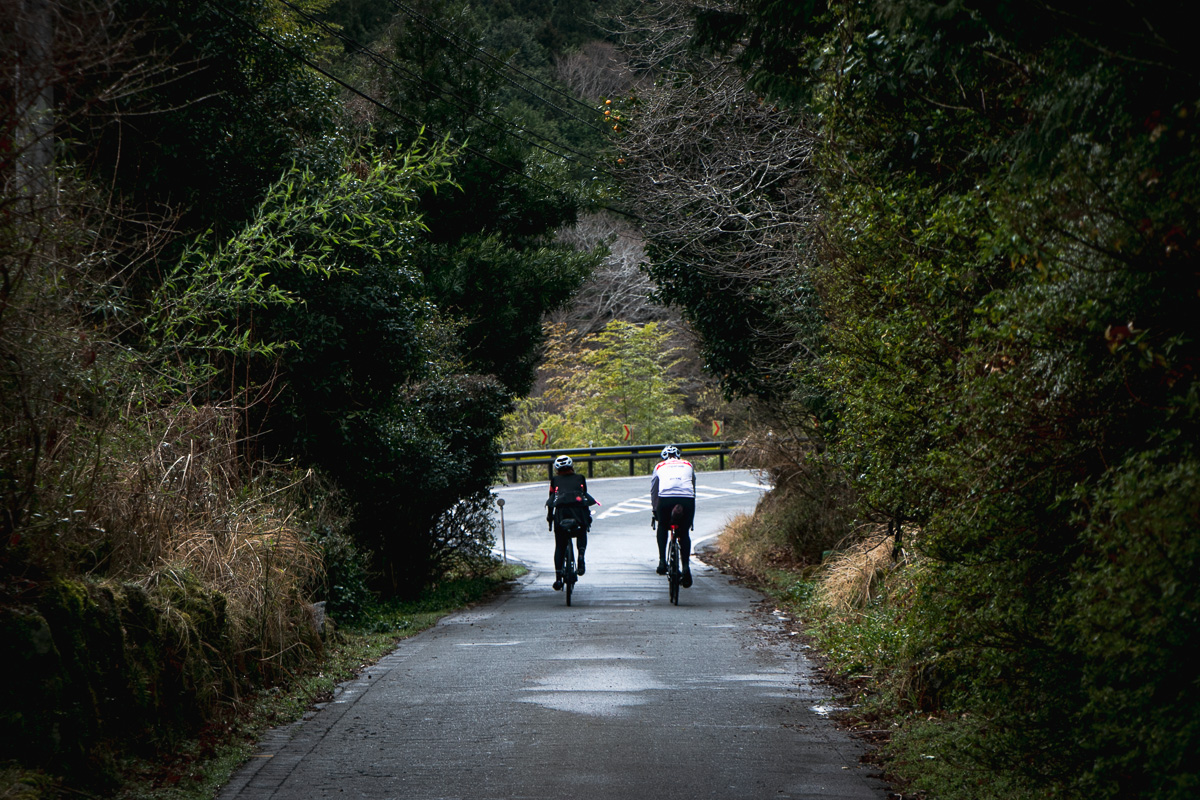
[660,445,680,460]
[553,454,573,470]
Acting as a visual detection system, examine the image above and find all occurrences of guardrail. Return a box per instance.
[498,441,739,483]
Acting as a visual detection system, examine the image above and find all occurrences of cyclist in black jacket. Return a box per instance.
[546,455,593,590]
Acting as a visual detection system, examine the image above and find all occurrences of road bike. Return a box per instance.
[552,515,582,606]
[665,520,683,605]
[562,535,578,605]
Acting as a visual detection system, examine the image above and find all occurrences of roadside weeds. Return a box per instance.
[108,564,527,800]
[697,533,915,800]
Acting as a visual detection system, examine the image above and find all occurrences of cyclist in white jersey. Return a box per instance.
[650,445,696,587]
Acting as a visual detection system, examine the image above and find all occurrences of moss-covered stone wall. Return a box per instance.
[1,574,246,787]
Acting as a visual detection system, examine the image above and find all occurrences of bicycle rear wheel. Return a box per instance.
[668,535,681,605]
[565,539,576,606]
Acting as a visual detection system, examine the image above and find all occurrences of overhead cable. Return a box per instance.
[385,0,609,134]
[277,0,615,177]
[205,1,574,201]
[206,1,641,221]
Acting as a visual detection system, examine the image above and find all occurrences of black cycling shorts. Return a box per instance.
[656,496,695,532]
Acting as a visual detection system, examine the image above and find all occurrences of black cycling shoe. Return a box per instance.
[681,570,693,588]
[577,555,586,576]
[656,560,668,575]
[553,574,564,591]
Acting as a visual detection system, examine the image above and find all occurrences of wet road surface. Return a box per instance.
[219,470,889,800]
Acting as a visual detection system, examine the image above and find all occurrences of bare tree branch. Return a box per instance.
[607,0,821,389]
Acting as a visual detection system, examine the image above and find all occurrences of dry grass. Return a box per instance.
[84,403,327,670]
[734,420,858,562]
[735,423,820,491]
[815,526,900,614]
[710,511,804,579]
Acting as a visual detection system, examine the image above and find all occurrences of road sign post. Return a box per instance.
[496,497,506,564]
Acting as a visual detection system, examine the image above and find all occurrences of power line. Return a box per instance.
[205,1,641,221]
[277,0,615,177]
[386,0,602,116]
[385,0,609,134]
[206,2,560,195]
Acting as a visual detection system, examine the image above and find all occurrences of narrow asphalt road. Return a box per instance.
[219,469,890,800]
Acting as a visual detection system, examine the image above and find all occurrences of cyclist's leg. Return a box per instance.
[674,498,696,586]
[575,530,587,576]
[553,529,566,572]
[655,500,677,573]
[553,528,567,589]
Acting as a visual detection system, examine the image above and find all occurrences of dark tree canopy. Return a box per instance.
[624,0,1200,796]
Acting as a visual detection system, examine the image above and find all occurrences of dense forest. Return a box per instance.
[2,0,615,790]
[606,1,1198,798]
[3,0,1197,797]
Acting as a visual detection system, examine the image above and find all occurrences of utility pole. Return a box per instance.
[14,0,56,213]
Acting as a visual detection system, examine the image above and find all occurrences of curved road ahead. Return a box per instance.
[220,469,889,800]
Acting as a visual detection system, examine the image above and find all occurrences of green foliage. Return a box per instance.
[884,715,1044,800]
[322,0,397,44]
[506,320,699,452]
[67,0,342,238]
[812,603,912,679]
[672,0,1200,795]
[153,138,515,593]
[5,0,601,791]
[231,141,456,405]
[363,373,510,593]
[322,0,608,402]
[420,233,601,395]
[304,520,374,625]
[649,254,821,401]
[361,0,603,231]
[1064,448,1200,799]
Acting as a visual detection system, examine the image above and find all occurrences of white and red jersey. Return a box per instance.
[651,458,696,505]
